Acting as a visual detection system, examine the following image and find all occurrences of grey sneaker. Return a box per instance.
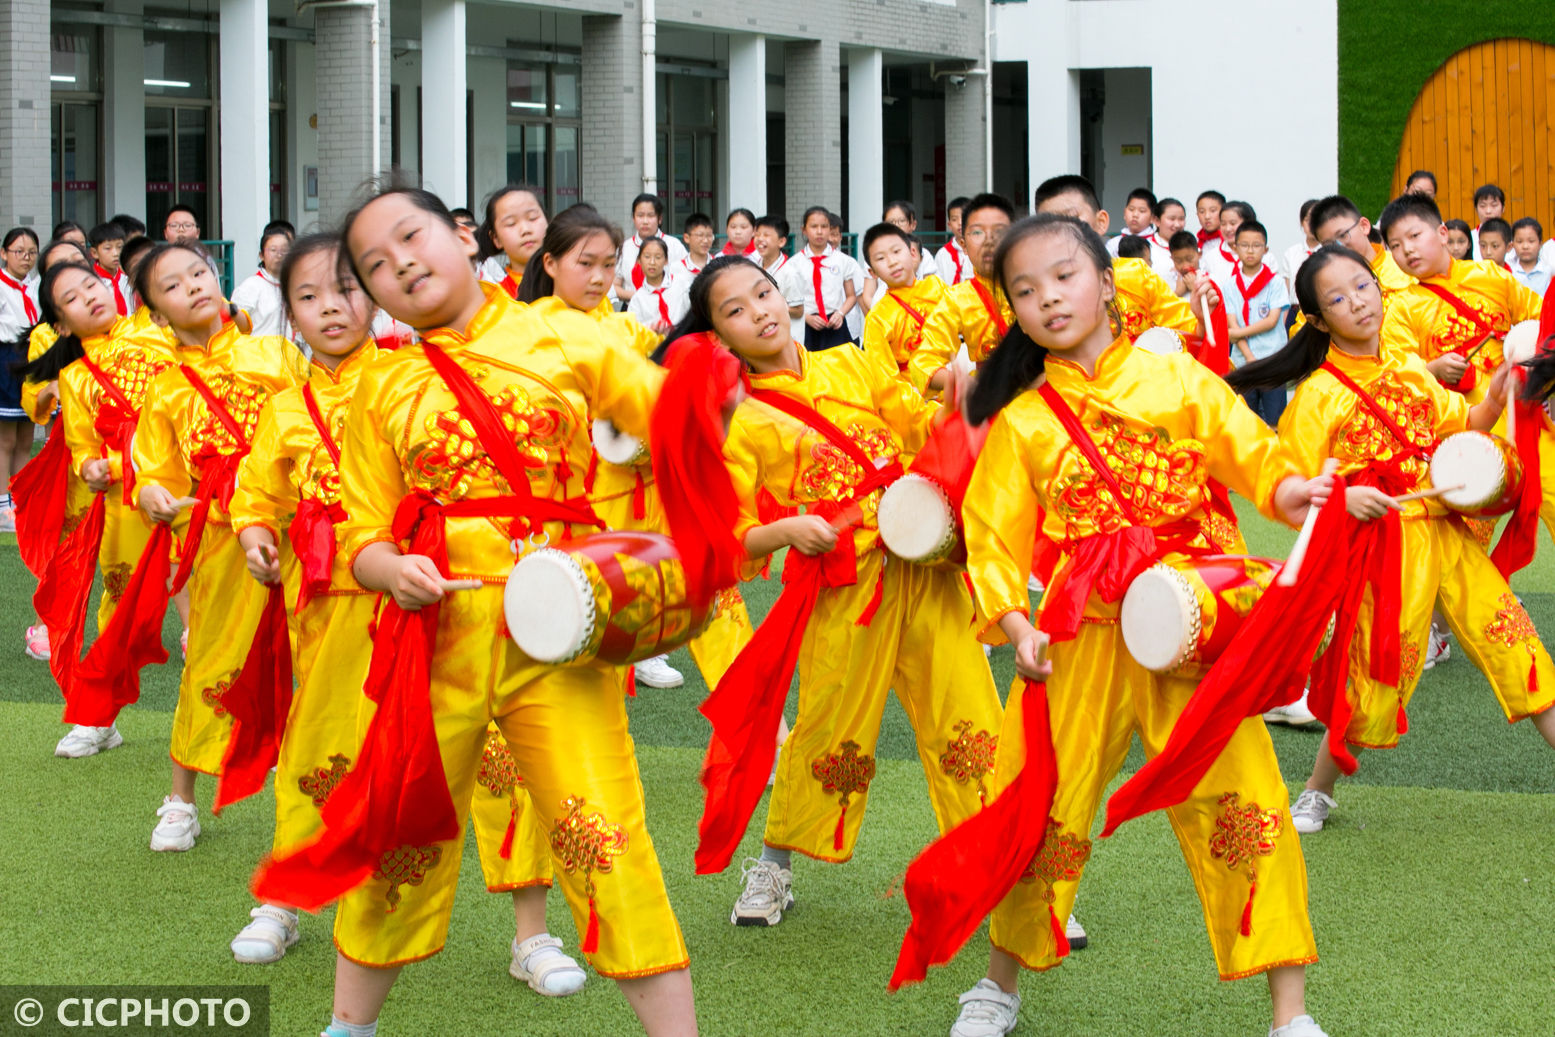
[1270,1014,1329,1037]
[1290,789,1336,834]
[950,979,1020,1037]
[731,857,793,926]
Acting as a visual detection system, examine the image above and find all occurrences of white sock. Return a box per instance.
[759,845,791,870]
[326,1018,377,1037]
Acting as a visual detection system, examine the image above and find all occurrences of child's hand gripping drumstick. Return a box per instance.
[1276,459,1340,587]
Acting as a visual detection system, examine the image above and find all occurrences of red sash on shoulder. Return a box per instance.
[254,341,604,933]
[288,384,347,615]
[1491,287,1555,578]
[968,279,1009,339]
[695,384,904,874]
[888,292,930,371]
[1418,282,1497,393]
[80,354,141,505]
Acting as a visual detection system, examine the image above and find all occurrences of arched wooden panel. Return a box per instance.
[1393,38,1555,235]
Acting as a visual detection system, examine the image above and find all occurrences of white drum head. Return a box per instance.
[593,418,646,466]
[1120,564,1200,673]
[1502,319,1541,366]
[505,548,597,663]
[878,474,956,562]
[1135,327,1185,355]
[1430,431,1505,511]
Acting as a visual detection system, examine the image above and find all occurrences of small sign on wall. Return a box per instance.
[1120,144,1144,156]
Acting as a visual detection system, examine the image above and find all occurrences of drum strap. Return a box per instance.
[1318,362,1432,461]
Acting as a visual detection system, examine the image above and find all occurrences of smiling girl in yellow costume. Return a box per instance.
[250,186,698,1037]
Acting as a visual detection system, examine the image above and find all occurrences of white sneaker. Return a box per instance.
[1263,687,1322,729]
[983,643,992,658]
[1027,574,1044,593]
[731,857,793,926]
[230,905,300,963]
[950,978,1020,1037]
[1270,1014,1330,1037]
[1066,912,1088,950]
[24,623,49,661]
[1424,625,1450,669]
[150,796,200,851]
[1290,788,1336,834]
[54,724,123,758]
[0,508,16,533]
[634,654,684,689]
[509,933,587,996]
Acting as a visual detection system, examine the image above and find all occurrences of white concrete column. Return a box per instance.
[102,2,146,220]
[1026,62,1080,205]
[468,56,505,211]
[219,0,268,269]
[846,47,883,234]
[727,33,766,214]
[420,0,468,207]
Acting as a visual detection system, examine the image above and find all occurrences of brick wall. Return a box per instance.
[316,0,392,225]
[580,12,642,226]
[784,39,842,220]
[0,0,53,229]
[944,74,987,200]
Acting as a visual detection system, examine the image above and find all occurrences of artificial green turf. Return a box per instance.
[3,497,1555,1035]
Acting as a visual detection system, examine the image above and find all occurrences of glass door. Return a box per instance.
[145,106,213,235]
[51,102,101,226]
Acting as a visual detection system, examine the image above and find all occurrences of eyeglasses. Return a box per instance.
[5,248,37,259]
[166,222,197,232]
[1320,217,1363,249]
[1319,279,1379,310]
[1234,240,1266,251]
[964,226,1007,245]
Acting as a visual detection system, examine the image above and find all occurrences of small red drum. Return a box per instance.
[1430,430,1524,517]
[1502,319,1541,367]
[505,530,711,665]
[1135,327,1185,355]
[592,418,648,466]
[1121,555,1281,675]
[878,474,961,567]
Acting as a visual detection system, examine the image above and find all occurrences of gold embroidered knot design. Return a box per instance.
[1208,792,1282,880]
[297,753,351,808]
[101,562,133,603]
[1399,639,1422,689]
[409,385,567,499]
[200,670,242,719]
[1332,371,1437,485]
[374,843,443,911]
[60,509,88,536]
[477,728,520,800]
[812,740,876,807]
[1485,592,1539,653]
[189,374,267,460]
[713,585,746,622]
[1432,299,1508,362]
[550,795,628,902]
[1053,413,1207,537]
[940,720,998,802]
[103,345,172,408]
[1202,510,1242,553]
[797,423,898,507]
[1018,820,1093,903]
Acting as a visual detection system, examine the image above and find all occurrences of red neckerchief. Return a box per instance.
[498,272,520,300]
[720,240,756,257]
[1217,241,1237,266]
[652,285,672,326]
[969,278,1009,338]
[1196,228,1222,248]
[681,258,704,278]
[945,240,966,285]
[1232,264,1277,323]
[0,270,36,323]
[807,250,830,321]
[95,264,128,315]
[696,374,905,873]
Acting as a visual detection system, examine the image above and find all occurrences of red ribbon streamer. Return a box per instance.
[13,418,70,578]
[213,582,294,813]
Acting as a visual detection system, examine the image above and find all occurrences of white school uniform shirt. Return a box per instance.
[479,256,511,285]
[1508,256,1553,297]
[0,269,40,344]
[93,264,134,317]
[1538,238,1555,272]
[935,239,975,286]
[627,277,689,328]
[1218,263,1291,365]
[231,268,291,339]
[1138,230,1179,285]
[839,251,867,340]
[1281,242,1316,297]
[797,246,854,324]
[617,233,690,293]
[764,254,807,344]
[1200,236,1239,280]
[665,255,707,291]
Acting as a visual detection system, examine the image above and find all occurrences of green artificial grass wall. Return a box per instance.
[1337,0,1555,217]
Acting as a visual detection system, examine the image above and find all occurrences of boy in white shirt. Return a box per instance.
[230,225,294,338]
[615,192,688,304]
[670,212,714,288]
[87,221,133,317]
[1195,190,1226,248]
[796,207,859,351]
[1508,218,1550,295]
[1106,187,1157,257]
[1470,183,1505,260]
[754,214,806,344]
[1219,219,1291,426]
[1281,199,1320,299]
[935,196,976,286]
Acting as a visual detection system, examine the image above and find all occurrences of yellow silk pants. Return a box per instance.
[764,551,1003,862]
[331,585,687,976]
[987,623,1316,980]
[169,525,267,775]
[1344,516,1555,749]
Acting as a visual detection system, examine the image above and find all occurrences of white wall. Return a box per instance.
[286,41,318,232]
[469,55,507,211]
[1096,67,1150,221]
[993,0,1338,259]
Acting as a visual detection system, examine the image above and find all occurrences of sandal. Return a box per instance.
[231,905,300,964]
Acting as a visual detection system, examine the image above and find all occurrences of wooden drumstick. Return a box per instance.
[1392,484,1464,504]
[1276,458,1339,588]
[172,496,201,511]
[437,578,484,592]
[1506,372,1519,446]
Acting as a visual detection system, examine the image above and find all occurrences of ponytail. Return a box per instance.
[1224,244,1373,394]
[17,331,84,383]
[652,255,761,365]
[967,324,1048,425]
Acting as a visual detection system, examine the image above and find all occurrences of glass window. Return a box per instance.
[269,39,285,104]
[144,31,211,98]
[53,102,101,226]
[554,126,579,204]
[270,109,285,220]
[507,62,547,117]
[506,122,547,193]
[51,25,100,93]
[554,66,579,118]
